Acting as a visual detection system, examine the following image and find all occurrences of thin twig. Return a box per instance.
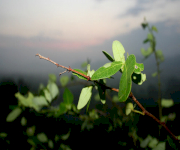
[36,53,180,142]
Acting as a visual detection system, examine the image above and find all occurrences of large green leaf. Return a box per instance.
[118,54,136,102]
[47,81,59,99]
[91,61,122,80]
[112,40,125,63]
[77,86,93,110]
[6,107,22,122]
[102,50,114,62]
[72,69,87,80]
[63,88,73,104]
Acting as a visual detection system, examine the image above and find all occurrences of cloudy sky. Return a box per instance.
[0,0,180,84]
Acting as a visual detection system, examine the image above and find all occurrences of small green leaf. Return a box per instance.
[168,113,176,121]
[55,102,67,117]
[141,23,148,29]
[126,103,134,115]
[148,138,158,148]
[26,126,35,136]
[167,135,178,150]
[81,62,88,68]
[72,69,87,80]
[112,95,119,102]
[134,63,144,73]
[48,74,56,82]
[0,132,7,138]
[37,133,48,143]
[47,82,59,99]
[60,75,69,87]
[143,38,149,43]
[91,61,123,80]
[161,99,174,108]
[147,33,153,41]
[15,92,34,107]
[152,26,158,32]
[152,72,157,77]
[48,140,54,149]
[118,55,136,102]
[43,89,52,103]
[140,135,152,148]
[21,117,27,126]
[63,88,73,104]
[77,86,93,110]
[132,72,146,85]
[94,93,100,101]
[152,142,165,150]
[32,96,49,107]
[96,79,106,104]
[6,107,22,122]
[112,40,125,70]
[141,47,153,58]
[27,139,36,146]
[61,130,70,140]
[156,50,164,62]
[102,51,114,62]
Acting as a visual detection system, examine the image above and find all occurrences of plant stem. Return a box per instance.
[36,53,179,143]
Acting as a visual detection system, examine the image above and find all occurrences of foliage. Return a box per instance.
[2,19,180,150]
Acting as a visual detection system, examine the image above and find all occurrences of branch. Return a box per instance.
[35,53,180,142]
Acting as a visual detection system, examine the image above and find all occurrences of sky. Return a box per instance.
[0,0,180,92]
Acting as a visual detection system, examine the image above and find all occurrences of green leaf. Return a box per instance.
[91,61,123,80]
[48,140,54,149]
[0,132,7,138]
[134,63,144,73]
[143,38,149,43]
[112,95,119,102]
[126,102,134,115]
[26,126,35,136]
[48,74,56,82]
[118,55,136,102]
[54,102,67,117]
[72,69,87,80]
[96,79,106,104]
[47,82,59,99]
[152,26,158,32]
[37,133,48,143]
[81,61,88,68]
[147,33,153,41]
[141,47,153,58]
[102,51,114,62]
[161,99,174,108]
[60,75,69,87]
[21,117,27,126]
[43,89,52,103]
[27,139,36,146]
[156,50,164,62]
[32,96,49,107]
[77,86,93,110]
[112,40,125,70]
[132,72,146,85]
[94,93,100,101]
[152,72,157,77]
[148,138,158,148]
[152,142,165,150]
[6,107,22,122]
[63,88,73,104]
[15,92,34,107]
[61,130,70,140]
[168,113,176,121]
[140,135,152,148]
[141,23,148,29]
[167,135,178,150]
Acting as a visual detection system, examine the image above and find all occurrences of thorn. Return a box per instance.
[35,54,39,56]
[68,66,72,72]
[56,63,59,67]
[59,70,67,76]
